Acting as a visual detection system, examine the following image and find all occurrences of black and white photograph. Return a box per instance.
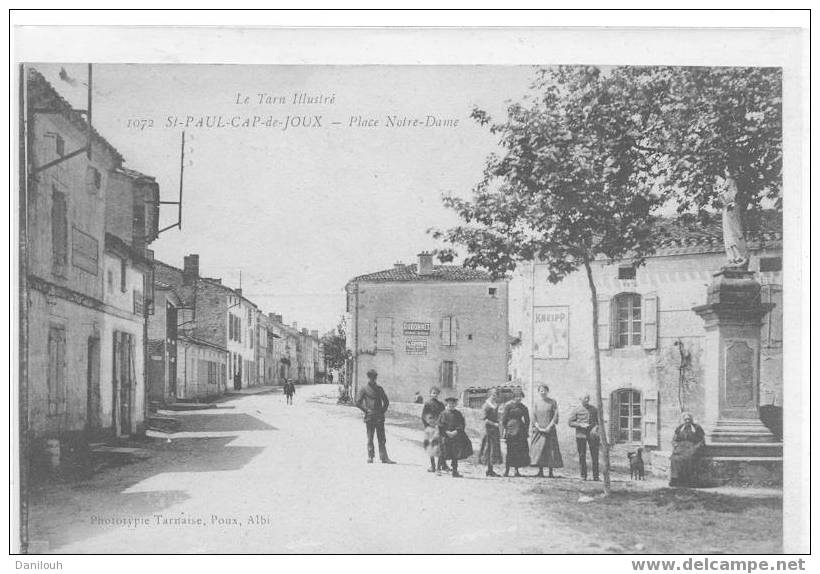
[10,13,810,562]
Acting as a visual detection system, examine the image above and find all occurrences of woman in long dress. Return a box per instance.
[478,387,503,477]
[529,384,563,478]
[501,389,530,477]
[438,396,473,478]
[669,412,705,487]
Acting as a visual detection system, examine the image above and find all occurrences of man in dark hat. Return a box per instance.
[355,368,395,464]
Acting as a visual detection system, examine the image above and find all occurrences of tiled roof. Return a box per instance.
[27,67,124,164]
[116,166,156,182]
[349,263,496,284]
[652,210,782,255]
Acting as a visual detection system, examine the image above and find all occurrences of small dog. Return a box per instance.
[628,448,645,480]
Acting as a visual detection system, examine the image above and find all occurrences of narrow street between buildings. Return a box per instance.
[29,385,782,554]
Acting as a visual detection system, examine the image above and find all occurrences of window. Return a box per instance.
[133,290,144,315]
[441,316,458,346]
[614,389,642,443]
[759,257,782,273]
[120,257,127,292]
[107,269,114,292]
[375,317,393,350]
[51,187,68,272]
[618,265,636,280]
[488,287,497,297]
[47,325,67,415]
[87,166,102,192]
[441,360,455,389]
[613,293,641,348]
[55,134,65,157]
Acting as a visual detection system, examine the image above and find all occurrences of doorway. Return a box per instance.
[112,331,135,436]
[86,336,101,433]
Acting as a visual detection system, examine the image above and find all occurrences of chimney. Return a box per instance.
[292,322,298,330]
[394,261,406,269]
[310,330,319,339]
[183,254,199,285]
[302,328,309,336]
[417,251,434,276]
[269,313,283,324]
[235,288,242,297]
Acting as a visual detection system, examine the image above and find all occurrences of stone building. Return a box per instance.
[345,252,509,402]
[150,255,259,400]
[508,214,782,470]
[23,68,159,467]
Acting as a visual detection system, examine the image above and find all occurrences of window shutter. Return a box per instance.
[596,297,611,350]
[47,329,56,415]
[642,390,660,447]
[600,394,612,445]
[439,317,445,345]
[454,318,460,345]
[390,317,395,349]
[373,318,378,349]
[453,362,459,390]
[642,292,659,350]
[438,361,444,387]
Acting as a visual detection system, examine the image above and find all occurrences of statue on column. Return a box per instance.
[721,175,749,270]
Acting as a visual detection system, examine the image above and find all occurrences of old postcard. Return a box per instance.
[10,17,809,561]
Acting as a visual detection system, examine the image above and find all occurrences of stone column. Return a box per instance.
[693,267,782,485]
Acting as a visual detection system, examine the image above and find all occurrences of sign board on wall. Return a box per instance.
[403,322,431,336]
[406,339,428,355]
[534,306,569,359]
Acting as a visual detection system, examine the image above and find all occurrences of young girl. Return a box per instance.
[422,413,442,473]
[438,396,474,478]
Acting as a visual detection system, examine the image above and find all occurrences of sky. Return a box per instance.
[35,64,536,333]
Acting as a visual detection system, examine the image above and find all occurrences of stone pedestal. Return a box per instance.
[692,267,782,487]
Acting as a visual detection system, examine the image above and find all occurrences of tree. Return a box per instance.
[321,317,350,372]
[434,65,782,495]
[632,66,782,262]
[433,66,666,495]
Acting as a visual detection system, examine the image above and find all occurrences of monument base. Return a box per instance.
[697,454,783,488]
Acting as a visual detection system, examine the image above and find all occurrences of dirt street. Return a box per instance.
[27,385,782,554]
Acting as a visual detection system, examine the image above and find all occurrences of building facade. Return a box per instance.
[24,68,159,468]
[508,216,783,464]
[345,253,509,402]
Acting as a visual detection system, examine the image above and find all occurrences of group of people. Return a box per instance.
[417,384,602,480]
[354,368,706,487]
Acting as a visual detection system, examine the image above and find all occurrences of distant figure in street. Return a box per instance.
[233,371,242,391]
[530,384,563,478]
[437,396,473,478]
[478,387,503,477]
[501,389,530,477]
[421,386,449,471]
[568,394,600,481]
[414,391,424,404]
[355,369,395,464]
[284,379,295,405]
[422,413,442,473]
[669,412,705,488]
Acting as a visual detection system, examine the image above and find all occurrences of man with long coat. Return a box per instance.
[355,369,396,464]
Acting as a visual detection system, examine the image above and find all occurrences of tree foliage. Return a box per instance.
[320,317,350,370]
[433,66,666,278]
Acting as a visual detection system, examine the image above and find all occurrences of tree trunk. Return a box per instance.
[583,257,612,496]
